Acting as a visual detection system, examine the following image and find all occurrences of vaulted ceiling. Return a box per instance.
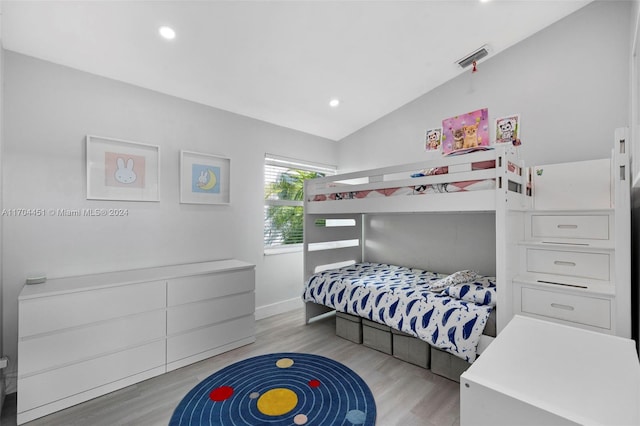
[1,0,591,140]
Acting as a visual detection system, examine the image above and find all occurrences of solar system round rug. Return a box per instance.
[169,352,376,426]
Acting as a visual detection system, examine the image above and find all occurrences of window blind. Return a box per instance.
[264,154,336,249]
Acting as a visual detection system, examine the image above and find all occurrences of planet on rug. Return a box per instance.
[170,352,376,425]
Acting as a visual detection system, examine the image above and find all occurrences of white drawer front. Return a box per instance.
[521,287,611,329]
[526,249,610,281]
[167,315,255,364]
[19,281,166,337]
[531,215,609,240]
[18,340,165,413]
[19,310,166,376]
[168,292,254,335]
[167,269,255,306]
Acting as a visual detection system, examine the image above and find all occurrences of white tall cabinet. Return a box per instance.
[512,131,631,337]
[17,259,255,425]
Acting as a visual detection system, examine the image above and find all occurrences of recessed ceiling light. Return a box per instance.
[159,26,176,40]
[329,99,340,108]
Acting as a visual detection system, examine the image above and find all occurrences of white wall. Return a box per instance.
[0,2,5,412]
[364,213,496,276]
[338,1,630,171]
[632,0,640,189]
[630,0,640,349]
[1,51,337,392]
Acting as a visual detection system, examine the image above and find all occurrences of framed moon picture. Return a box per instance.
[180,150,231,204]
[86,135,160,201]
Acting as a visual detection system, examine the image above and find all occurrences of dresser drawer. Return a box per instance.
[18,340,166,414]
[167,315,255,364]
[526,248,610,281]
[19,310,166,376]
[521,287,611,329]
[19,281,166,337]
[167,269,254,306]
[167,292,255,335]
[530,215,609,240]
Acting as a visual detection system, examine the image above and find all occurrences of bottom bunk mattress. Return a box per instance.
[303,262,496,362]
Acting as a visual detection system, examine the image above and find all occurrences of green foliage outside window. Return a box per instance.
[264,169,323,246]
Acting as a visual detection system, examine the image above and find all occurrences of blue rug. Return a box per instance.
[170,352,376,425]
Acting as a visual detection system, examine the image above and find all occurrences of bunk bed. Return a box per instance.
[302,130,631,376]
[303,145,531,366]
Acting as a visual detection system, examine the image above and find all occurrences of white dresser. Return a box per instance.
[17,259,255,425]
[512,131,631,337]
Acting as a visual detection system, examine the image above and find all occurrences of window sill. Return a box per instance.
[264,240,358,256]
[264,245,303,256]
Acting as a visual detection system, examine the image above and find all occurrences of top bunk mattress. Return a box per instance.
[303,262,496,362]
[306,146,525,208]
[308,160,499,203]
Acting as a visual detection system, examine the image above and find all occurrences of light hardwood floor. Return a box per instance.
[1,308,461,426]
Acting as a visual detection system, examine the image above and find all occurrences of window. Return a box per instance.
[264,154,336,253]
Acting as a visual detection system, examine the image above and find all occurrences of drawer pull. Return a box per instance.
[557,224,578,229]
[553,260,576,267]
[551,303,575,311]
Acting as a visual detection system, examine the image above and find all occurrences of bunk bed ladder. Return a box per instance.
[303,211,363,323]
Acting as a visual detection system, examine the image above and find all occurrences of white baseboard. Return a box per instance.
[255,297,303,320]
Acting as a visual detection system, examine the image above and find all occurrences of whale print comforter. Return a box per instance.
[303,263,496,362]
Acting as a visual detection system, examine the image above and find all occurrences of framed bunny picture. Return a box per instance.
[86,135,160,201]
[180,150,231,205]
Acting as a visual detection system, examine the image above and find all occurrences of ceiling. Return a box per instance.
[0,0,591,141]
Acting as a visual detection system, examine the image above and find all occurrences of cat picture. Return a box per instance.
[441,108,489,154]
[453,128,464,150]
[462,123,479,148]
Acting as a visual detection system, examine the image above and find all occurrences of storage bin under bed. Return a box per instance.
[362,319,393,354]
[430,346,471,383]
[336,312,362,343]
[336,311,477,382]
[392,328,430,369]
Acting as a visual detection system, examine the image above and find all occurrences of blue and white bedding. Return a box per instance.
[303,262,496,362]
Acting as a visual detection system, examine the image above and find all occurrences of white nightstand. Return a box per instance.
[460,315,640,426]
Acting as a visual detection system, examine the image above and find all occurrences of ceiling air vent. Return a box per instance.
[456,45,490,69]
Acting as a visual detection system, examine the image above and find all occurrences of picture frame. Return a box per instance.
[86,135,160,201]
[441,108,490,154]
[495,114,521,144]
[180,150,231,205]
[425,127,442,151]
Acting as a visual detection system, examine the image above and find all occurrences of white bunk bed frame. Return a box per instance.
[303,144,531,335]
[303,130,631,341]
